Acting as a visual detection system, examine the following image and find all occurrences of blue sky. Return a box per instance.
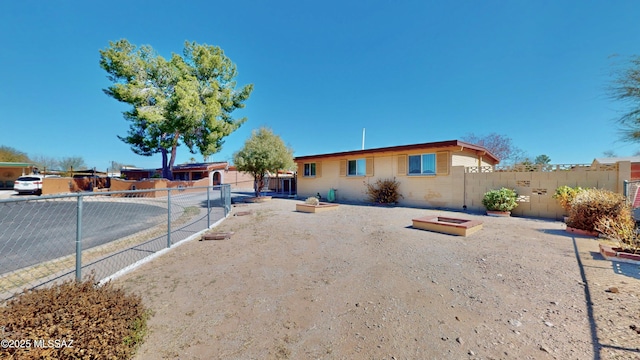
[2,1,640,170]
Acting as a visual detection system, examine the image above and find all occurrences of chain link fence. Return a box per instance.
[0,185,231,301]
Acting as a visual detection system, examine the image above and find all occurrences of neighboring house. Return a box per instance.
[120,162,254,189]
[592,157,640,180]
[0,162,36,190]
[294,140,499,208]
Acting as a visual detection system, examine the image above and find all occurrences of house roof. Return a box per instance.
[293,140,500,163]
[173,162,229,172]
[0,162,33,168]
[593,156,640,165]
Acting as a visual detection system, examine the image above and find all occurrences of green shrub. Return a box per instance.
[0,276,150,360]
[364,178,403,204]
[482,188,518,212]
[552,185,584,213]
[566,188,632,232]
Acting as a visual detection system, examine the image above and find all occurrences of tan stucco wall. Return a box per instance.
[0,168,29,189]
[297,149,467,207]
[298,153,632,220]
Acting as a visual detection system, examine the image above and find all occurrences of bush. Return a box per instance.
[553,185,584,213]
[364,178,403,204]
[482,188,518,212]
[0,276,150,360]
[305,196,320,205]
[596,212,640,253]
[566,188,633,232]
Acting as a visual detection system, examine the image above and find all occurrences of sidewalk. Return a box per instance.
[0,190,16,199]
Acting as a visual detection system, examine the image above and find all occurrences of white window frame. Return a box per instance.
[303,163,316,177]
[408,153,436,175]
[347,159,366,176]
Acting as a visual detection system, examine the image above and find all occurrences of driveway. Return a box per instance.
[117,198,640,359]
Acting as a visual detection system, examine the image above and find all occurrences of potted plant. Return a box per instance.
[552,185,584,221]
[482,188,518,216]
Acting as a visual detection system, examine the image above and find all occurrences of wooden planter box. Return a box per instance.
[412,215,483,237]
[296,202,339,213]
[486,210,511,217]
[599,243,640,264]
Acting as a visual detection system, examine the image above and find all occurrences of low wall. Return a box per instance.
[463,161,630,219]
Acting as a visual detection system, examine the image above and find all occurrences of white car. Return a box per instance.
[13,175,44,195]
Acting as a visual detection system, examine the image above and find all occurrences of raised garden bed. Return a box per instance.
[566,226,599,237]
[412,215,483,237]
[244,196,272,203]
[599,243,640,264]
[296,202,339,213]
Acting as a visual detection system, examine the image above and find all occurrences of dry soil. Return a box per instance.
[118,198,640,359]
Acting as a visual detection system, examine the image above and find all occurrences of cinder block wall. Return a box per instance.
[464,161,630,219]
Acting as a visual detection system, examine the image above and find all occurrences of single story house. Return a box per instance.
[0,162,36,190]
[120,162,254,189]
[294,140,499,208]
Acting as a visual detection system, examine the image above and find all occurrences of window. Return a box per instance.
[348,159,366,176]
[303,163,316,177]
[408,154,436,175]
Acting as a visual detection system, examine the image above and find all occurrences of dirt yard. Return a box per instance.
[118,198,640,359]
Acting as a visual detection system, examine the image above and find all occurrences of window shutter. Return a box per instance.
[436,151,449,175]
[339,160,346,177]
[366,157,374,176]
[397,155,407,176]
[316,162,322,178]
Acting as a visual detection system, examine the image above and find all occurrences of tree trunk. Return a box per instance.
[161,149,171,180]
[254,173,264,197]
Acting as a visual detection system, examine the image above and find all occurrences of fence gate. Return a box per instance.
[624,180,640,208]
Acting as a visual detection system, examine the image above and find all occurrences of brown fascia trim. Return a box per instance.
[293,140,500,164]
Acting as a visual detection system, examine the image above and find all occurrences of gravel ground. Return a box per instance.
[118,198,640,359]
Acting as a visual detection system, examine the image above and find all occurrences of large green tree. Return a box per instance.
[100,39,253,179]
[233,128,294,197]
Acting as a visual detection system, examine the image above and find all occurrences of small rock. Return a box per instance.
[468,350,475,356]
[508,319,522,327]
[544,321,554,327]
[456,337,463,345]
[630,325,640,334]
[606,287,619,293]
[550,301,558,305]
[540,345,550,353]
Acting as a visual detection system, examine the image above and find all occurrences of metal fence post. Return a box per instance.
[207,185,211,227]
[167,188,172,248]
[624,180,629,200]
[75,195,83,281]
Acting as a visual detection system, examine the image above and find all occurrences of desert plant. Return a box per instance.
[553,185,584,213]
[305,196,320,205]
[0,276,150,359]
[364,178,403,204]
[595,211,640,254]
[566,188,632,232]
[482,188,518,212]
